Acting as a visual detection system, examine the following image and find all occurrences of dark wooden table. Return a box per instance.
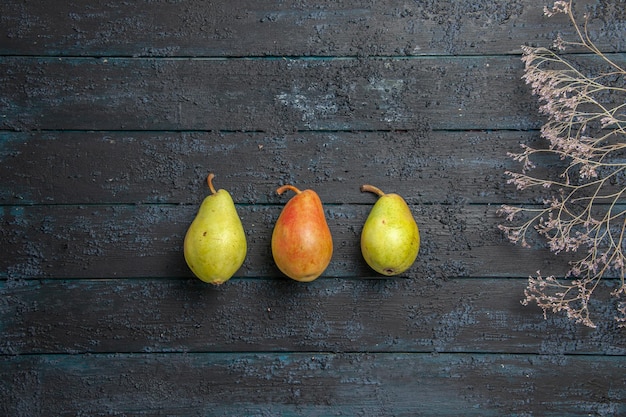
[2,1,626,415]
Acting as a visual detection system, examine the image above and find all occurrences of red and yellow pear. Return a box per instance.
[271,184,333,282]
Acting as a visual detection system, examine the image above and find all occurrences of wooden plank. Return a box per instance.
[0,130,552,205]
[3,54,625,132]
[2,352,625,416]
[1,2,625,415]
[1,0,624,57]
[2,278,624,355]
[0,203,574,280]
[0,55,541,131]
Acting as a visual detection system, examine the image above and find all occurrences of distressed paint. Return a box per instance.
[0,204,580,280]
[1,278,624,356]
[1,353,625,416]
[0,130,553,205]
[0,0,624,57]
[1,0,626,415]
[0,56,546,131]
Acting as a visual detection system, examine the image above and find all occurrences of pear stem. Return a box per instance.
[276,184,302,195]
[361,184,385,197]
[207,173,217,194]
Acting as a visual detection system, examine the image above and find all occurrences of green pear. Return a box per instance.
[360,184,420,276]
[184,173,247,284]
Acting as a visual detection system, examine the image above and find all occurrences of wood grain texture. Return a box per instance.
[2,353,625,416]
[2,278,624,356]
[0,130,551,205]
[2,0,626,415]
[0,55,539,131]
[0,203,575,280]
[2,54,624,132]
[1,0,624,57]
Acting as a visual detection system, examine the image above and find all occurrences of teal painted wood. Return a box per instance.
[2,352,625,416]
[1,278,624,356]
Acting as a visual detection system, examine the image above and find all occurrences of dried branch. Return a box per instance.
[499,1,626,327]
